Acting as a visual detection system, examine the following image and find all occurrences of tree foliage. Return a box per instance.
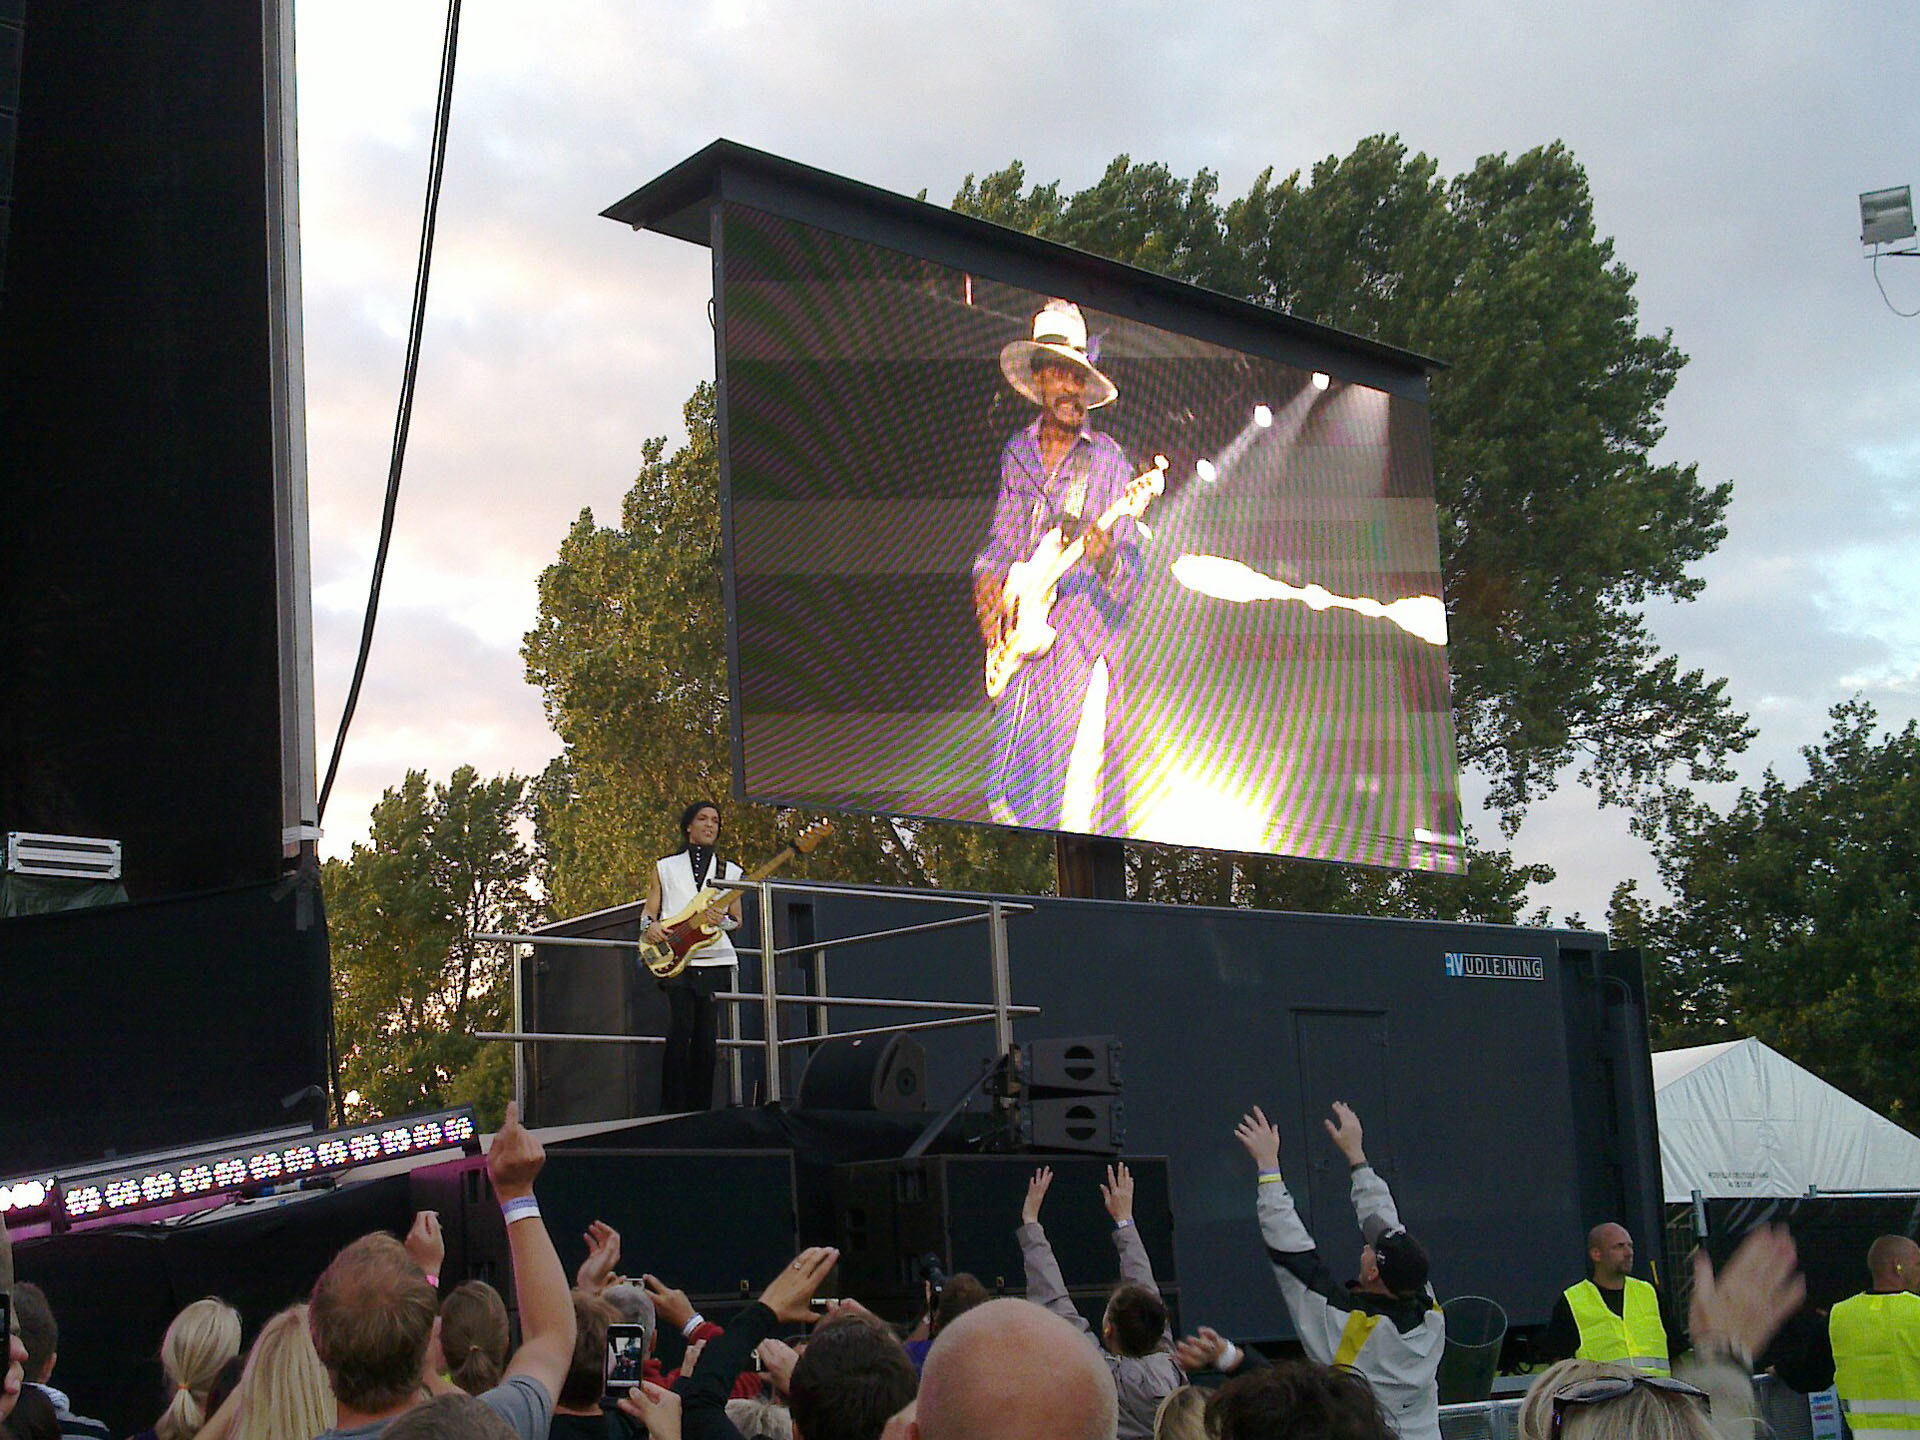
[954,139,1750,831]
[323,766,534,1127]
[1611,700,1920,1123]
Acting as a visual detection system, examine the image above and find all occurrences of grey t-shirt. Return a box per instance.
[316,1375,554,1440]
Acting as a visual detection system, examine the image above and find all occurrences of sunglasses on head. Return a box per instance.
[1551,1376,1711,1432]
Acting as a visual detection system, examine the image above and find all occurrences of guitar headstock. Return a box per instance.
[1123,455,1169,512]
[791,821,835,855]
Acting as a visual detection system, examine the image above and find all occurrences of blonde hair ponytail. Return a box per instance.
[156,1299,243,1440]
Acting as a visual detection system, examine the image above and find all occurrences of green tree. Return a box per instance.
[953,140,1751,831]
[324,766,535,1126]
[1613,700,1920,1123]
[523,385,1055,918]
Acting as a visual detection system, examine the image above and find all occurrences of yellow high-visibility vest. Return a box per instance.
[1831,1291,1920,1440]
[1564,1278,1670,1375]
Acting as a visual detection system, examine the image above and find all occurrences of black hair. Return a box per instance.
[788,1318,918,1440]
[1105,1281,1167,1357]
[678,800,722,848]
[1208,1361,1396,1440]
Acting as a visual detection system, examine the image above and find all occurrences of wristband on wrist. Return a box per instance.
[1219,1340,1241,1372]
[425,1272,440,1288]
[1115,1217,1134,1229]
[1349,1160,1369,1172]
[501,1196,541,1225]
[1257,1170,1285,1184]
[682,1315,706,1338]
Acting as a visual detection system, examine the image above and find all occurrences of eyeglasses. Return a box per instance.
[1551,1376,1711,1432]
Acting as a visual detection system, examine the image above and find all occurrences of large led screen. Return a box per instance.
[720,204,1463,872]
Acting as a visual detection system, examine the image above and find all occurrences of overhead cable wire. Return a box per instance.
[317,0,464,823]
[1872,250,1920,318]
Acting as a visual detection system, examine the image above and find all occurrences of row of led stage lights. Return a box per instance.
[0,1113,477,1218]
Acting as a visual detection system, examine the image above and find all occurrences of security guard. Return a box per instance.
[1539,1223,1676,1373]
[1830,1234,1920,1440]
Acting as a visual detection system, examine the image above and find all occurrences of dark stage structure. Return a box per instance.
[0,3,330,1167]
[515,885,1660,1343]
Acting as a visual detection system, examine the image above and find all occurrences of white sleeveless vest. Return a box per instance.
[655,850,741,968]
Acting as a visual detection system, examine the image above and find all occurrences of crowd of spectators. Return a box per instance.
[0,1100,1824,1440]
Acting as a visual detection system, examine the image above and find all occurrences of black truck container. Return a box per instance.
[525,886,1661,1342]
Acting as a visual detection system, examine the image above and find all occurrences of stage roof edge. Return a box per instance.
[602,138,1446,387]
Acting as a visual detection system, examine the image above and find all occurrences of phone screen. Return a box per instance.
[604,1322,648,1402]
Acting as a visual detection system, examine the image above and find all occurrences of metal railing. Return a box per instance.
[476,879,1038,1111]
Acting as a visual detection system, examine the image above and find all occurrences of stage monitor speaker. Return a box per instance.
[1027,1035,1122,1095]
[798,1033,927,1113]
[834,1154,1173,1320]
[1028,1096,1124,1153]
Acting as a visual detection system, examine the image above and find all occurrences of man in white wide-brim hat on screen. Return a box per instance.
[972,298,1143,834]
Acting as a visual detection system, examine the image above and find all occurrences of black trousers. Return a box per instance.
[660,966,723,1112]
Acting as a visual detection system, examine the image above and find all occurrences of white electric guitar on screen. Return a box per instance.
[984,455,1167,700]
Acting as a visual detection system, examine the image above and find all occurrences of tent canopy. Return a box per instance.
[1654,1037,1920,1202]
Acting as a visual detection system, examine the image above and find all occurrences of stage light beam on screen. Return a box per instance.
[1312,372,1331,390]
[1253,404,1273,428]
[1195,458,1218,483]
[1170,555,1449,645]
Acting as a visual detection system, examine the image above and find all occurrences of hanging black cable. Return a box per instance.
[317,0,464,824]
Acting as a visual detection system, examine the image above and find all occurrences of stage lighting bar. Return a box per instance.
[0,1107,477,1222]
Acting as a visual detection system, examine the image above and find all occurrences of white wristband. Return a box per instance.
[501,1196,541,1225]
[682,1315,706,1338]
[1219,1340,1241,1371]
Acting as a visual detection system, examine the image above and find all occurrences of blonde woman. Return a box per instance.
[231,1306,334,1440]
[1152,1385,1208,1440]
[136,1299,242,1440]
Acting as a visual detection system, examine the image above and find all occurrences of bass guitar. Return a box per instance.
[984,455,1167,700]
[638,821,834,979]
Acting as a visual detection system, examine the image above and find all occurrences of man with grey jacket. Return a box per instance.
[1236,1102,1444,1440]
[1017,1162,1182,1440]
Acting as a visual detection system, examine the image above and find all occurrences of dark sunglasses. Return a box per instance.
[1551,1376,1711,1432]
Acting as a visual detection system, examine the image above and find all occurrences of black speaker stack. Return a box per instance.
[1023,1035,1124,1153]
[831,1152,1177,1326]
[796,1033,928,1113]
[0,0,19,291]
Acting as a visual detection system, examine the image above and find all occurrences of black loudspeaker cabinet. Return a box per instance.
[834,1154,1174,1321]
[1026,1036,1122,1095]
[417,1149,799,1310]
[797,1033,928,1113]
[1027,1095,1124,1152]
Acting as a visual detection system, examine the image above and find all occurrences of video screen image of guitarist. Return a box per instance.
[719,204,1463,874]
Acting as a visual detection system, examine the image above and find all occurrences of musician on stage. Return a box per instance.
[640,800,743,1112]
[972,299,1144,833]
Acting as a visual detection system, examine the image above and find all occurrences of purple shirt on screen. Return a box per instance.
[974,416,1141,831]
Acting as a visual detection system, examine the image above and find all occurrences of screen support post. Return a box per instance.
[1056,836,1126,899]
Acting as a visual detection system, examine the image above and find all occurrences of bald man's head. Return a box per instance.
[1867,1235,1920,1291]
[912,1299,1115,1440]
[1587,1224,1634,1285]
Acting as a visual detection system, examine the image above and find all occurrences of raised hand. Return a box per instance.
[576,1220,621,1293]
[486,1101,545,1199]
[1323,1102,1366,1166]
[1234,1107,1281,1170]
[759,1246,841,1324]
[617,1380,682,1440]
[1689,1224,1805,1363]
[642,1274,694,1332]
[1022,1166,1054,1225]
[1173,1326,1231,1373]
[404,1210,444,1280]
[1101,1162,1135,1225]
[755,1337,798,1399]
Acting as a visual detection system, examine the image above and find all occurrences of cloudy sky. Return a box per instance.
[294,1,1920,925]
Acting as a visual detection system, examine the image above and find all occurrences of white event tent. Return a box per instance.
[1653,1037,1920,1203]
